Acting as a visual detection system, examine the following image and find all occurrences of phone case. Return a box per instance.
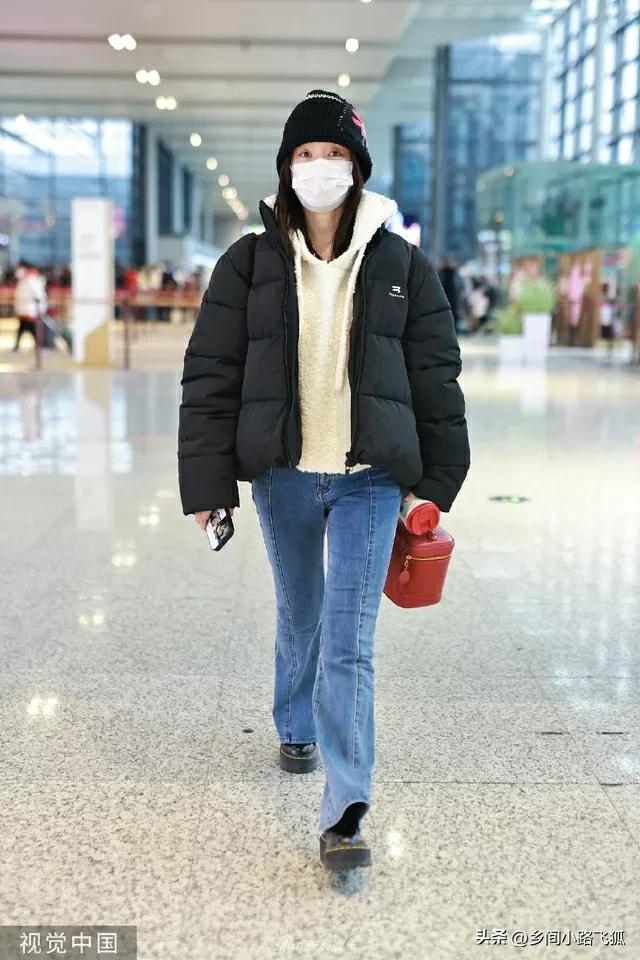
[205,508,234,551]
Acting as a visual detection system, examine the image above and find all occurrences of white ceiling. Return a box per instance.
[0,0,540,218]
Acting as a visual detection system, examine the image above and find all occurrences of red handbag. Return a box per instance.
[383,521,455,608]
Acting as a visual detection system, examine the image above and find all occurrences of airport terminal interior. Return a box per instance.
[1,1,640,959]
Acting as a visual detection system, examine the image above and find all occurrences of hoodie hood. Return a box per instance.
[261,189,397,254]
[261,190,397,391]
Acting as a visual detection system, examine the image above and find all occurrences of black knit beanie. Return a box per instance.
[276,89,372,182]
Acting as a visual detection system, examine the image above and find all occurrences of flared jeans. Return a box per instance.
[251,465,402,834]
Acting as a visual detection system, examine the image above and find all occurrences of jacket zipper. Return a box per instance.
[345,244,375,474]
[272,243,294,469]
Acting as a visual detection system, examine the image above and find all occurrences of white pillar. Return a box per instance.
[71,197,114,366]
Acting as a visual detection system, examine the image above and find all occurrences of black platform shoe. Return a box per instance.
[319,828,372,871]
[279,741,319,774]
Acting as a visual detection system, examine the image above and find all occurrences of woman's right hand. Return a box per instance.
[194,507,236,531]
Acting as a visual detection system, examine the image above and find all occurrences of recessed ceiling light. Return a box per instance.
[108,33,136,50]
[345,38,359,53]
[136,69,148,84]
[206,157,218,171]
[147,69,161,86]
[218,174,230,186]
[338,73,351,88]
[190,132,202,147]
[155,96,166,109]
[222,186,238,200]
[165,96,177,110]
[360,0,372,4]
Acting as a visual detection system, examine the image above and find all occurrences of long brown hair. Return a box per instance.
[273,151,364,261]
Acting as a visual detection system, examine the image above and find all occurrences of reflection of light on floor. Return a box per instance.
[139,505,160,526]
[112,551,137,567]
[26,696,58,716]
[387,831,404,859]
[78,609,106,627]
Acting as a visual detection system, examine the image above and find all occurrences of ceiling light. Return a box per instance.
[218,174,230,186]
[147,69,161,86]
[360,0,372,4]
[108,33,136,50]
[156,96,166,109]
[206,156,218,170]
[345,38,359,53]
[190,132,202,147]
[136,69,148,83]
[165,96,177,110]
[338,73,351,88]
[222,186,238,200]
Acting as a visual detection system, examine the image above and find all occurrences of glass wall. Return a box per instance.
[393,121,432,249]
[550,0,607,161]
[438,34,541,263]
[476,160,640,256]
[549,0,640,164]
[0,116,138,271]
[611,0,640,162]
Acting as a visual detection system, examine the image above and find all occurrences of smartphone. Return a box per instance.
[205,508,235,551]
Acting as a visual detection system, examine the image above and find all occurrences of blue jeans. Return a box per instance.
[251,466,403,834]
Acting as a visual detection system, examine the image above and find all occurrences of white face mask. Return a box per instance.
[290,157,353,213]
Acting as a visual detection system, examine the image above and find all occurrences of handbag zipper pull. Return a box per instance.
[399,555,411,588]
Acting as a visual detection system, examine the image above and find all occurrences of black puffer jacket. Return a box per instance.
[178,201,470,514]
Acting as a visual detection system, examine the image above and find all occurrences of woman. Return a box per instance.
[178,90,470,872]
[12,262,46,352]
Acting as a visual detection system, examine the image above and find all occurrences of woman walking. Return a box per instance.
[178,90,470,871]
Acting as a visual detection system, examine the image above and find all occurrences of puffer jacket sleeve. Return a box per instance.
[177,233,255,515]
[401,245,470,511]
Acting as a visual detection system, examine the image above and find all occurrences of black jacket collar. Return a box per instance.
[258,199,280,241]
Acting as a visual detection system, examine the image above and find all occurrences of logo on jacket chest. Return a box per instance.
[389,284,405,299]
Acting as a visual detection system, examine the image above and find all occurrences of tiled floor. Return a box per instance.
[1,336,639,960]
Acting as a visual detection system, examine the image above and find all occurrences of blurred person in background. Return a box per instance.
[467,275,497,333]
[438,255,464,333]
[12,261,46,351]
[600,282,618,357]
[467,276,489,332]
[178,89,470,873]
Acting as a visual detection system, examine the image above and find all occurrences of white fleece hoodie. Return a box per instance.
[263,189,397,474]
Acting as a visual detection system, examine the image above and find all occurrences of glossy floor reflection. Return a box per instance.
[1,337,639,960]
